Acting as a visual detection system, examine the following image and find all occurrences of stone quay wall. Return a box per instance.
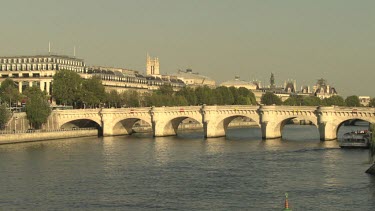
[0,129,98,145]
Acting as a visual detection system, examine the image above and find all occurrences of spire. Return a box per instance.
[283,193,292,211]
[74,46,76,57]
[48,41,51,55]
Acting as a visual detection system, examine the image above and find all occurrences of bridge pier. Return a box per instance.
[201,105,226,138]
[152,120,178,137]
[316,106,338,141]
[260,121,282,139]
[203,121,226,138]
[318,122,337,141]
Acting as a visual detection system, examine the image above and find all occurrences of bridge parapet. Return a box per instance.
[50,105,375,141]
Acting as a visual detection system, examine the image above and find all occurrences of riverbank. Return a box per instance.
[0,129,98,145]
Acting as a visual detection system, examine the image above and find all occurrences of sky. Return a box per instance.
[0,0,374,97]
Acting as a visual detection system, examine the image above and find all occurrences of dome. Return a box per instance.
[171,69,216,87]
[220,77,257,90]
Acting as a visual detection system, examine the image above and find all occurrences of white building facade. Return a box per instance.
[0,55,85,95]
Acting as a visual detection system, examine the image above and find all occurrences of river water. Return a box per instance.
[0,125,374,210]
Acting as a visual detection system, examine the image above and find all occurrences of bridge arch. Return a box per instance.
[60,118,103,136]
[154,115,203,137]
[272,116,319,140]
[110,117,152,136]
[333,117,374,138]
[319,116,375,141]
[205,114,260,138]
[59,118,102,130]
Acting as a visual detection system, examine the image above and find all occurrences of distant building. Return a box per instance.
[283,80,297,93]
[313,78,337,99]
[220,76,257,90]
[146,53,160,76]
[300,85,311,94]
[88,66,139,77]
[85,66,184,93]
[359,96,371,106]
[171,69,215,88]
[0,54,85,95]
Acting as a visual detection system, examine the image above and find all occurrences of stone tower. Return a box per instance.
[270,73,275,88]
[146,53,160,75]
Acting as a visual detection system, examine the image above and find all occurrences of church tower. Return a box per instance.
[146,53,160,75]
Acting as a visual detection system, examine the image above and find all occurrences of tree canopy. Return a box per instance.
[81,76,106,108]
[24,87,51,129]
[345,95,360,107]
[322,95,345,106]
[261,92,282,105]
[283,95,303,106]
[0,104,11,129]
[52,70,107,108]
[52,69,83,105]
[0,78,21,106]
[302,96,321,106]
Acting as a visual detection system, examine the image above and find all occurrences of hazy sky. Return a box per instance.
[0,0,374,96]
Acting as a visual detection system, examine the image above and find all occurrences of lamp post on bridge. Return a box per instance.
[14,116,18,133]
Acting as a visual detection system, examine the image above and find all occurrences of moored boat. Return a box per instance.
[339,130,371,149]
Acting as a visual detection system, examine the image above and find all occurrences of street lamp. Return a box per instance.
[14,116,18,133]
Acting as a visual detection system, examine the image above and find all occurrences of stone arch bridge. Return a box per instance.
[51,105,375,141]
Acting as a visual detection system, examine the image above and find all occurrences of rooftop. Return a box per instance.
[0,54,84,61]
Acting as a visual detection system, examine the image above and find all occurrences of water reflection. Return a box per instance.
[204,138,226,155]
[257,138,283,151]
[153,137,172,165]
[322,148,342,188]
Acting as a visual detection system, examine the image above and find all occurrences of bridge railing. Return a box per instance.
[324,106,375,112]
[259,105,319,111]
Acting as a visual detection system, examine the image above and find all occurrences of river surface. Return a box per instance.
[0,125,374,210]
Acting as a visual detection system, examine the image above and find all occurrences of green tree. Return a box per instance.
[261,92,282,105]
[237,96,251,105]
[322,95,345,106]
[229,87,239,104]
[301,96,321,106]
[345,95,360,107]
[195,86,216,105]
[0,78,21,106]
[283,95,303,106]
[157,84,174,96]
[106,90,123,108]
[0,104,11,129]
[177,87,197,106]
[52,70,82,106]
[81,76,106,108]
[238,87,257,105]
[215,86,234,105]
[24,87,51,129]
[173,95,188,106]
[123,90,140,107]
